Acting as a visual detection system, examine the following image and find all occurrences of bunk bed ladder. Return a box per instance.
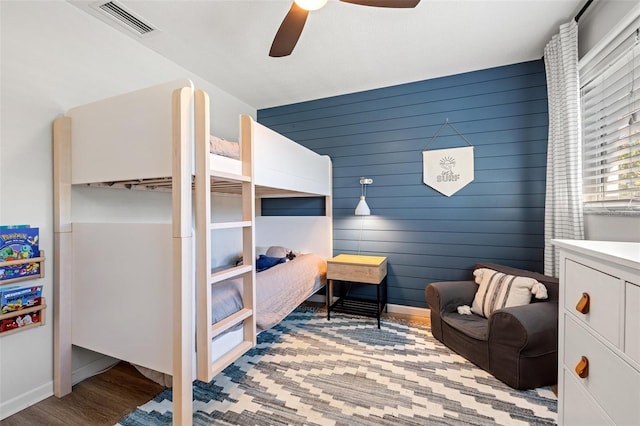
[195,94,256,383]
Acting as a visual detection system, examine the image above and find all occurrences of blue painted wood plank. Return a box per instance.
[334,218,543,234]
[300,123,549,151]
[334,229,544,248]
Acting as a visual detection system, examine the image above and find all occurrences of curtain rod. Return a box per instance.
[574,0,594,22]
[541,0,593,60]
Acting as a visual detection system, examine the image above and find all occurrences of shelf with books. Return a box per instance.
[0,250,46,336]
[0,250,45,285]
[0,297,46,336]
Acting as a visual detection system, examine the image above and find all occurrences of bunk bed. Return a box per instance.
[52,80,332,425]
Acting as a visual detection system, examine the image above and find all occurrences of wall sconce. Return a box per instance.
[355,177,373,216]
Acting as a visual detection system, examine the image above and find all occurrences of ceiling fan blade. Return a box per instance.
[269,2,309,57]
[340,0,419,7]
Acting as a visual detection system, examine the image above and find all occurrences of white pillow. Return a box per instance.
[265,246,289,258]
[471,268,548,318]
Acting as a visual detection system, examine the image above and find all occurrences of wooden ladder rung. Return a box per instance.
[210,264,252,284]
[210,221,252,230]
[211,308,252,338]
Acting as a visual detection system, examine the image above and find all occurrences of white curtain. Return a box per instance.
[544,20,584,277]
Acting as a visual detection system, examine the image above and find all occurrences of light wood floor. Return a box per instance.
[2,311,429,425]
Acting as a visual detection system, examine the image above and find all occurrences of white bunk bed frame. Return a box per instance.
[52,80,332,425]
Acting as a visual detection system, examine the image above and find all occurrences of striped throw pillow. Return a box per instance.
[471,268,547,318]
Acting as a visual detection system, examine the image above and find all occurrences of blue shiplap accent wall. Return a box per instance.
[258,60,548,308]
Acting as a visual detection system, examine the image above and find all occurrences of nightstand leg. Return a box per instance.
[384,276,388,313]
[326,279,332,321]
[376,282,381,329]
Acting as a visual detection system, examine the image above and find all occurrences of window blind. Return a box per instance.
[581,30,640,211]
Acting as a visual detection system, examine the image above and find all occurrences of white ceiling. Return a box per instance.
[72,0,584,110]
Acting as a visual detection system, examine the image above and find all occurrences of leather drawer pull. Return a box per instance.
[576,292,590,314]
[575,356,589,379]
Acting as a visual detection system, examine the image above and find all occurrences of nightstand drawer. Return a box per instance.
[327,254,387,284]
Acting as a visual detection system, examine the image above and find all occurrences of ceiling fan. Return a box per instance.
[269,0,420,57]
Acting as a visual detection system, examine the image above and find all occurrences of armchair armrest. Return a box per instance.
[426,280,478,342]
[488,301,559,353]
[488,301,559,389]
[426,281,477,314]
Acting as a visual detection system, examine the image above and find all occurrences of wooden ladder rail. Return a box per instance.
[195,96,257,383]
[171,86,195,426]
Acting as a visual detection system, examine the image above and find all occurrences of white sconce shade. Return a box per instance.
[355,196,370,216]
[294,0,328,11]
[355,177,373,216]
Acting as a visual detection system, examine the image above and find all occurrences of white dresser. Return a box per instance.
[552,240,640,425]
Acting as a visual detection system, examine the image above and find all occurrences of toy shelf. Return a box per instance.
[0,297,47,336]
[0,250,45,285]
[0,250,46,336]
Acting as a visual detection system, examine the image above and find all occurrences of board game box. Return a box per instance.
[0,285,43,314]
[0,226,40,282]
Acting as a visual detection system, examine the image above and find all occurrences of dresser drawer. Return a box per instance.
[565,259,622,346]
[626,281,640,365]
[562,369,613,426]
[564,315,640,425]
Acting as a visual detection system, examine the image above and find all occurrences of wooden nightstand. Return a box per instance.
[326,254,388,328]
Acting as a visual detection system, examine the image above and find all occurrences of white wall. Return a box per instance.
[577,0,640,243]
[0,1,255,418]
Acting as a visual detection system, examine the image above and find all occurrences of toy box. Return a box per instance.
[0,226,40,282]
[0,285,43,314]
[0,310,42,333]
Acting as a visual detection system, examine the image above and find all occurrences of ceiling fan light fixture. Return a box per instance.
[294,0,328,11]
[270,0,419,57]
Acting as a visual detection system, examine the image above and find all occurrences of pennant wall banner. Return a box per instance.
[422,146,474,197]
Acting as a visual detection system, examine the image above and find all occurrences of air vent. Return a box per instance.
[97,1,155,36]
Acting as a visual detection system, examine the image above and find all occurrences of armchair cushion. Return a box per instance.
[442,311,488,341]
[471,268,548,318]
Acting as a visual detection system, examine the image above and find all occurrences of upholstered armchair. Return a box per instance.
[425,263,559,390]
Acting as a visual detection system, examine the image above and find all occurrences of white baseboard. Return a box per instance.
[307,293,430,318]
[0,381,52,420]
[0,355,119,420]
[386,303,430,318]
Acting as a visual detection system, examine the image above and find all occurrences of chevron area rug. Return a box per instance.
[117,308,557,425]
